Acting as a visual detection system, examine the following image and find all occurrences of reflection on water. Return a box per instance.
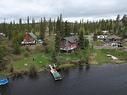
[0,85,9,95]
[85,64,90,71]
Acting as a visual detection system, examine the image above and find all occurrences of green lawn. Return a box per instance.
[12,53,51,71]
[58,49,89,62]
[58,53,81,61]
[12,50,87,71]
[93,49,127,64]
[12,47,127,71]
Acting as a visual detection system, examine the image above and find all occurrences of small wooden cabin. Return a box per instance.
[21,32,37,45]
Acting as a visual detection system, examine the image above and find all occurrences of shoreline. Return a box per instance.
[1,62,127,79]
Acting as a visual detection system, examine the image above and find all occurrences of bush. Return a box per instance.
[24,51,29,57]
[25,46,30,52]
[58,63,75,70]
[13,43,21,55]
[8,64,14,73]
[95,40,105,46]
[35,45,43,52]
[12,70,24,78]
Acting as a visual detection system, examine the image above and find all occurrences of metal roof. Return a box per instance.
[29,32,37,40]
[63,36,79,43]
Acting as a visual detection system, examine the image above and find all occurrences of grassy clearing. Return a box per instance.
[12,53,51,71]
[12,50,88,71]
[94,40,105,46]
[93,49,127,64]
[58,53,81,61]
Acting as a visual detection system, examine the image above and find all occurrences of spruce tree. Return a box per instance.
[55,31,60,53]
[73,21,78,34]
[32,18,35,33]
[27,16,30,32]
[19,18,22,32]
[8,22,13,40]
[40,17,46,40]
[63,21,70,37]
[49,18,53,35]
[79,29,85,49]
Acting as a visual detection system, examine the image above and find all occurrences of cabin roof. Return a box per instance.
[29,32,37,40]
[63,36,79,43]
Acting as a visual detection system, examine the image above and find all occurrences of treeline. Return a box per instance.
[1,14,127,37]
[0,14,127,45]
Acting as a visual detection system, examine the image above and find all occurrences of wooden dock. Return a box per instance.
[49,65,62,81]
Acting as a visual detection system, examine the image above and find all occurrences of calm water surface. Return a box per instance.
[1,64,127,95]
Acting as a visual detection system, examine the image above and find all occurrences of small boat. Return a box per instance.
[49,65,62,81]
[0,78,9,86]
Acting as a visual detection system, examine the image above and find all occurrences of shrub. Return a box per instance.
[35,45,43,52]
[8,64,14,73]
[13,43,21,55]
[58,63,75,70]
[95,40,105,46]
[24,51,29,57]
[12,70,23,78]
[25,46,30,52]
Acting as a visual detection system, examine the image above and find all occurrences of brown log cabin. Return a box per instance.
[60,36,79,52]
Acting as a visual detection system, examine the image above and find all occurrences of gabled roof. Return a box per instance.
[63,36,79,43]
[29,32,37,40]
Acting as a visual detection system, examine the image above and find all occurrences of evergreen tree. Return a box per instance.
[40,17,46,40]
[79,29,85,49]
[116,14,120,22]
[54,16,63,53]
[63,21,70,37]
[12,27,21,54]
[56,17,60,32]
[121,15,127,29]
[55,31,60,53]
[59,14,63,37]
[8,22,13,40]
[51,51,57,63]
[3,18,7,37]
[19,18,22,32]
[27,16,30,32]
[32,18,35,33]
[13,42,21,55]
[53,19,56,33]
[49,18,53,35]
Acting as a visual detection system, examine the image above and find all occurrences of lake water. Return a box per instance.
[1,64,127,95]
